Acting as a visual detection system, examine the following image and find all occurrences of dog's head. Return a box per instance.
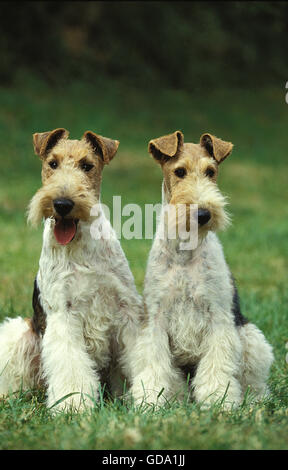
[27,128,119,245]
[148,130,233,239]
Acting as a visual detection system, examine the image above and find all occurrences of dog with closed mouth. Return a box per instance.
[129,130,274,409]
[0,128,143,411]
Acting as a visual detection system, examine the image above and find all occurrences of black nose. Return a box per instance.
[53,198,75,217]
[198,208,211,226]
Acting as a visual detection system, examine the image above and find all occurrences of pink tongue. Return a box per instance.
[54,219,77,245]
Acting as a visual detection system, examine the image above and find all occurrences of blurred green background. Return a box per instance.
[1,1,288,89]
[0,1,287,450]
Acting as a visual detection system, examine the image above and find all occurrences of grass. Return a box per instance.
[0,74,287,450]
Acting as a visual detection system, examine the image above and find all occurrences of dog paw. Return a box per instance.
[48,391,97,413]
[195,386,242,411]
[134,390,170,409]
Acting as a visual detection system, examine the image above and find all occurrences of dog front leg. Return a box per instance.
[129,323,185,407]
[192,324,243,409]
[42,312,99,412]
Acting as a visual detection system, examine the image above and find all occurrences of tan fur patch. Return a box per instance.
[28,131,119,226]
[149,133,232,234]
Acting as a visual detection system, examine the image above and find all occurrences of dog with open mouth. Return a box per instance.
[0,128,143,411]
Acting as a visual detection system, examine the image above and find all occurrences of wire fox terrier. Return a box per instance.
[0,128,143,411]
[129,130,274,409]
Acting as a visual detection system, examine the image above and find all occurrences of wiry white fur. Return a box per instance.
[0,208,143,411]
[129,189,274,409]
[238,322,274,397]
[0,317,41,395]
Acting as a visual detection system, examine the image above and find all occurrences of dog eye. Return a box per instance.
[81,163,94,172]
[205,167,215,178]
[174,167,186,178]
[49,160,58,170]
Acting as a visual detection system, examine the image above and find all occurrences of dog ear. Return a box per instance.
[200,133,233,164]
[83,131,119,164]
[148,130,184,163]
[33,128,69,158]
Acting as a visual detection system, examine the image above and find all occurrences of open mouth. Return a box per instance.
[53,218,79,245]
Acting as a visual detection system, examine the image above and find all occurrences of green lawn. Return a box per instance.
[0,75,287,449]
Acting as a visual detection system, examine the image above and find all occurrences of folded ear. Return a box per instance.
[33,128,69,158]
[83,131,119,164]
[200,133,233,164]
[148,130,184,163]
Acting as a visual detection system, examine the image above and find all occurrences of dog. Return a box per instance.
[129,130,274,409]
[0,128,143,411]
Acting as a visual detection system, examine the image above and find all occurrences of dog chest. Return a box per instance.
[144,245,233,360]
[38,255,115,317]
